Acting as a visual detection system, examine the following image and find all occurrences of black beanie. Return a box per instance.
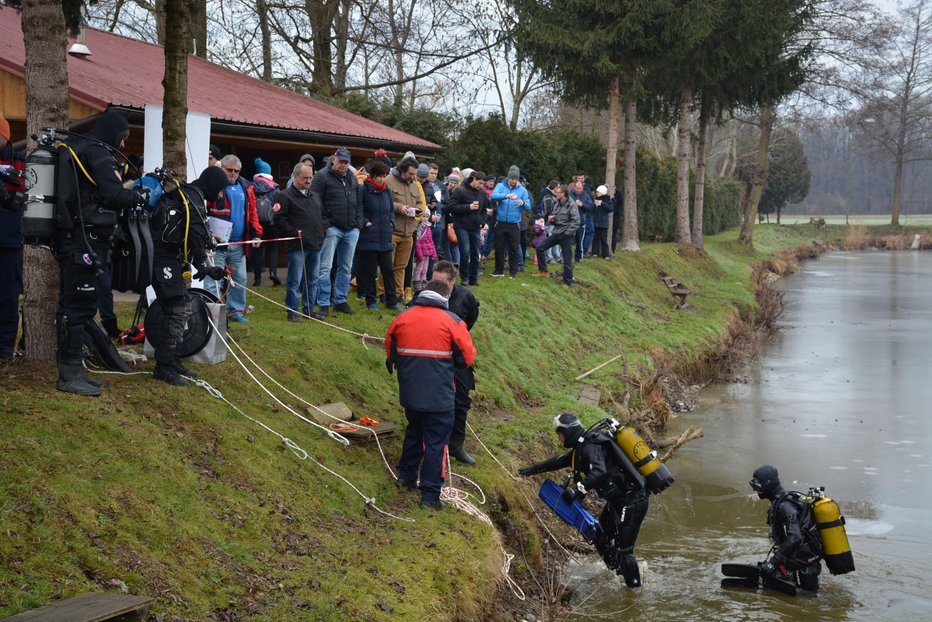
[89,111,130,149]
[192,165,229,201]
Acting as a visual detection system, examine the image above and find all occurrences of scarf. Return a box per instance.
[366,176,387,192]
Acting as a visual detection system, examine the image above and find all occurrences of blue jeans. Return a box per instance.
[286,247,322,316]
[397,408,454,503]
[316,226,359,307]
[536,233,575,285]
[454,227,481,284]
[446,239,460,265]
[205,243,247,316]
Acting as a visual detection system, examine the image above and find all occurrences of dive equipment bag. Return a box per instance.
[539,478,602,542]
[605,418,674,494]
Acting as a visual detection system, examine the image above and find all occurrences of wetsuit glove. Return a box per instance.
[195,266,225,281]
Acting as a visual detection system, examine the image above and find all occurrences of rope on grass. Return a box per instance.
[193,378,413,523]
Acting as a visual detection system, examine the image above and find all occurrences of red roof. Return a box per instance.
[0,5,440,151]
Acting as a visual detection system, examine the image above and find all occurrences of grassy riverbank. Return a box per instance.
[1,223,925,620]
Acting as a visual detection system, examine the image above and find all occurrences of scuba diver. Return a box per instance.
[751,465,823,592]
[148,166,228,386]
[519,413,650,587]
[54,111,146,396]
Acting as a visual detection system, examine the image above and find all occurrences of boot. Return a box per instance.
[449,445,476,465]
[172,359,199,379]
[153,364,189,387]
[269,273,281,286]
[57,362,101,397]
[82,371,106,388]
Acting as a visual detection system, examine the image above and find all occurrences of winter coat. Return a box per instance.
[0,144,25,247]
[569,187,593,219]
[357,178,395,253]
[385,291,477,412]
[551,196,581,238]
[309,163,364,231]
[414,223,437,261]
[593,196,615,228]
[386,168,425,236]
[531,220,547,248]
[272,185,327,252]
[490,181,532,224]
[448,185,490,230]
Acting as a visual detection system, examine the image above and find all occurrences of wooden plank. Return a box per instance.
[578,386,602,407]
[2,593,154,622]
[331,420,401,443]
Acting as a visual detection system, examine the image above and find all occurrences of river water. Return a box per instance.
[563,251,932,621]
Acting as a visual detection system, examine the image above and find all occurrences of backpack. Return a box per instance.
[254,181,279,228]
[771,491,824,566]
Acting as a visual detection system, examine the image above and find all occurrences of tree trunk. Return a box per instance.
[21,0,70,365]
[620,99,640,252]
[739,104,775,245]
[603,75,621,257]
[307,0,337,95]
[154,0,166,46]
[891,98,909,226]
[189,0,207,58]
[257,0,273,82]
[332,0,353,91]
[691,105,709,249]
[675,86,692,245]
[162,0,190,177]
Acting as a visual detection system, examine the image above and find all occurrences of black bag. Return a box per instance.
[254,183,278,228]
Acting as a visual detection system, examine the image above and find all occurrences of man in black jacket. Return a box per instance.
[428,260,480,464]
[149,167,228,385]
[447,171,490,286]
[519,414,649,587]
[310,147,363,317]
[751,465,823,591]
[55,111,144,396]
[274,162,327,321]
[532,184,580,286]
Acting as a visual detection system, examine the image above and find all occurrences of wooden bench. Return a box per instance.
[1,592,154,622]
[659,272,692,309]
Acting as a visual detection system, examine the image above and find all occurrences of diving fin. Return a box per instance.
[720,562,798,596]
[721,563,760,579]
[761,574,797,596]
[721,576,758,589]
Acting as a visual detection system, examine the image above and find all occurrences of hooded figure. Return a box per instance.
[519,413,650,587]
[751,465,823,591]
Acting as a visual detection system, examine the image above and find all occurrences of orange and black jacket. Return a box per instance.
[385,291,477,412]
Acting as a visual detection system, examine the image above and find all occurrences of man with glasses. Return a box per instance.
[205,154,263,323]
[386,156,425,301]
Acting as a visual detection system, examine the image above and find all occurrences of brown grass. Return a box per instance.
[845,224,869,249]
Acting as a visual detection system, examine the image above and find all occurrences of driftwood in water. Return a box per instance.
[658,425,704,461]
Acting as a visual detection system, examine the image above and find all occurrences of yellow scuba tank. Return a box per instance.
[812,495,855,575]
[611,420,674,494]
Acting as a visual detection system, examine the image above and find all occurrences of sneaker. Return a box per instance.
[333,302,355,315]
[532,272,550,277]
[388,303,404,312]
[287,314,304,323]
[420,499,444,510]
[228,314,250,324]
[509,274,517,279]
[396,477,418,492]
[153,364,189,387]
[245,305,255,314]
[491,272,504,278]
[313,306,329,320]
[367,303,381,312]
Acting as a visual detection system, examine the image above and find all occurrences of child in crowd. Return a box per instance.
[413,218,438,293]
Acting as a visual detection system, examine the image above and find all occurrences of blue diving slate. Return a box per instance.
[539,478,602,543]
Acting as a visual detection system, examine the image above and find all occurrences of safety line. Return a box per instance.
[215,235,300,247]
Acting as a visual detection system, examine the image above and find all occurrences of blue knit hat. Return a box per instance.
[254,157,271,175]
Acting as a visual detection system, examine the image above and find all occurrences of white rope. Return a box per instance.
[193,378,413,522]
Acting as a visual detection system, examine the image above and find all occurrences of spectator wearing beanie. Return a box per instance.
[251,157,282,286]
[489,165,532,278]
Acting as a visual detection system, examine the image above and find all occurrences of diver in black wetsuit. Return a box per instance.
[518,413,649,587]
[751,465,823,592]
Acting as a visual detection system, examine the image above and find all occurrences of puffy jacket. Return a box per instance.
[310,163,363,231]
[386,168,425,236]
[357,178,395,253]
[208,177,263,253]
[448,185,489,230]
[551,196,581,238]
[0,145,25,247]
[385,290,476,412]
[593,196,615,228]
[491,181,532,224]
[273,185,327,252]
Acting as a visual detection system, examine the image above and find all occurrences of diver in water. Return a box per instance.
[751,465,823,592]
[518,413,649,587]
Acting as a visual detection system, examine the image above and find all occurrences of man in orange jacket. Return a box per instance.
[385,279,476,509]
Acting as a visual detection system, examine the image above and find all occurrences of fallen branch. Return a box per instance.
[659,426,704,462]
[575,354,623,381]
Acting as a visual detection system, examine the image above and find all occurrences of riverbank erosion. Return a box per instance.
[1,223,927,620]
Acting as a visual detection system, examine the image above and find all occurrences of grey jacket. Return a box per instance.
[551,196,581,238]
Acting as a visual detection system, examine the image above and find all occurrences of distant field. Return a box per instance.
[781,214,932,226]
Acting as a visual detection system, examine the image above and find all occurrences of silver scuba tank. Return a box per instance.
[22,141,57,244]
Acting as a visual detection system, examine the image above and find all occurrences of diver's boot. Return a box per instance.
[449,445,476,465]
[57,363,101,397]
[102,318,121,340]
[81,371,106,388]
[153,364,189,387]
[172,359,199,379]
[619,553,641,588]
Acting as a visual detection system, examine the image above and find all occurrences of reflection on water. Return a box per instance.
[564,252,932,621]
